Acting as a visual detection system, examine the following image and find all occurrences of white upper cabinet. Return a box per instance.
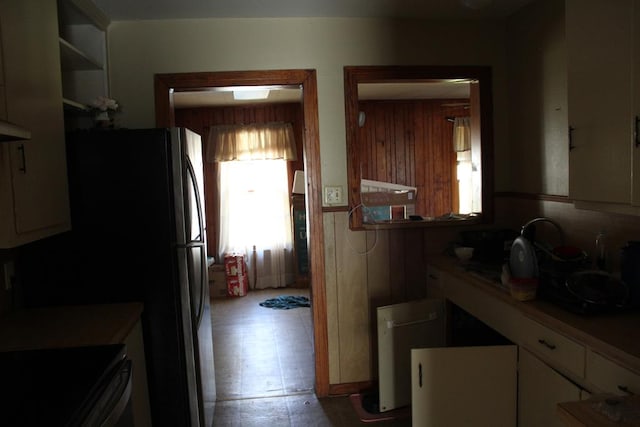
[58,0,110,111]
[0,0,70,248]
[567,0,637,207]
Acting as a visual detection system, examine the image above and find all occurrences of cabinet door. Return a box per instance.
[411,345,517,427]
[518,347,582,427]
[0,0,70,246]
[567,0,635,204]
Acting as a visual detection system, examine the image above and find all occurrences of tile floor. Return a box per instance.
[210,288,411,426]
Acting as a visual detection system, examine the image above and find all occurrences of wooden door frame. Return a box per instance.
[154,69,329,397]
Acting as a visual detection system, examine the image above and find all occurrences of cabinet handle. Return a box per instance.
[618,385,634,395]
[635,116,639,148]
[418,363,423,388]
[568,126,576,151]
[17,144,26,173]
[537,338,556,350]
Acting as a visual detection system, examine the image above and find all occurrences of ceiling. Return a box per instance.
[93,0,532,21]
[95,0,531,108]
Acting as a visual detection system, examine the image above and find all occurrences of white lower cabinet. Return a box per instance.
[384,296,517,426]
[586,349,640,396]
[411,345,517,427]
[518,347,583,427]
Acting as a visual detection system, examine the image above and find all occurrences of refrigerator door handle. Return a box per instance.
[185,157,205,243]
[197,245,207,328]
[182,242,207,329]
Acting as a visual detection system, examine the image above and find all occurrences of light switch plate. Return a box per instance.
[324,186,343,205]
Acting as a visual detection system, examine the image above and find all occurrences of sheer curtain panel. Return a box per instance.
[209,123,296,289]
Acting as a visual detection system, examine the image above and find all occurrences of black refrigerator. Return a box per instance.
[16,128,216,427]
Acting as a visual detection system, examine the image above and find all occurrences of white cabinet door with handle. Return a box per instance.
[411,345,517,427]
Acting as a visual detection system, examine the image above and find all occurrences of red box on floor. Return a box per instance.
[224,253,247,277]
[224,253,248,297]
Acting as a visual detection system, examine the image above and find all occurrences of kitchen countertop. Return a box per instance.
[430,256,640,375]
[558,394,640,426]
[0,302,144,351]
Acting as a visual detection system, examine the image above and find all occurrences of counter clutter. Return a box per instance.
[432,255,640,374]
[558,394,640,426]
[428,255,640,426]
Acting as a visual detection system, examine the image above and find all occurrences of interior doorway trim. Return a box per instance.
[154,69,329,397]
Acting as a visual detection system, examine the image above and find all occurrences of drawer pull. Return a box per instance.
[618,385,634,395]
[538,339,556,350]
[418,363,423,388]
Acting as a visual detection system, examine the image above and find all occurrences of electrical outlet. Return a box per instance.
[324,186,343,205]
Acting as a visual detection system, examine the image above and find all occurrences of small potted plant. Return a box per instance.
[89,96,120,128]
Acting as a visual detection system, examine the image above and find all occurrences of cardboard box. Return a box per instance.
[224,253,249,297]
[226,277,248,297]
[361,190,416,206]
[360,179,417,194]
[362,204,417,223]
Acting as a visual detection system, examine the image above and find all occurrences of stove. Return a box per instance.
[0,344,132,426]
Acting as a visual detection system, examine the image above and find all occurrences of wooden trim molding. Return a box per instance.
[343,65,495,229]
[329,381,374,396]
[154,70,330,397]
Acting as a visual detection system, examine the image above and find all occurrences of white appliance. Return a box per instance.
[377,298,517,426]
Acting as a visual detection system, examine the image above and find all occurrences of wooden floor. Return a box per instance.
[211,287,315,401]
[209,287,411,426]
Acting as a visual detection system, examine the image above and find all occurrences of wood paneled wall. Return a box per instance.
[357,99,469,217]
[175,103,305,259]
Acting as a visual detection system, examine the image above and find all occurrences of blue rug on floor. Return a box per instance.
[259,295,310,309]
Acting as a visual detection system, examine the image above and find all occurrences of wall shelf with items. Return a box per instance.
[57,0,110,113]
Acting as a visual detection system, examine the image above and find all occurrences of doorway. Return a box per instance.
[154,69,329,397]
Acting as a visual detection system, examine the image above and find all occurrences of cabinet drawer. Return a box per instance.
[519,316,585,378]
[586,350,640,395]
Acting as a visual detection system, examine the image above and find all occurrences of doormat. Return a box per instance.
[349,391,411,423]
[258,295,310,309]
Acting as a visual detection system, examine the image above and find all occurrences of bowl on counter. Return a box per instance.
[454,246,474,262]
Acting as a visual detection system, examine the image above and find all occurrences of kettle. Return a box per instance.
[509,217,587,278]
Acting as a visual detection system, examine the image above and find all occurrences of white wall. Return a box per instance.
[107,17,509,194]
[107,17,509,384]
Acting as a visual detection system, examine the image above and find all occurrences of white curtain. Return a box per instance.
[208,122,297,162]
[453,117,471,152]
[453,117,473,214]
[211,123,296,290]
[218,160,295,289]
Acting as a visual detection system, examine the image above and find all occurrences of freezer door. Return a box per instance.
[411,345,517,427]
